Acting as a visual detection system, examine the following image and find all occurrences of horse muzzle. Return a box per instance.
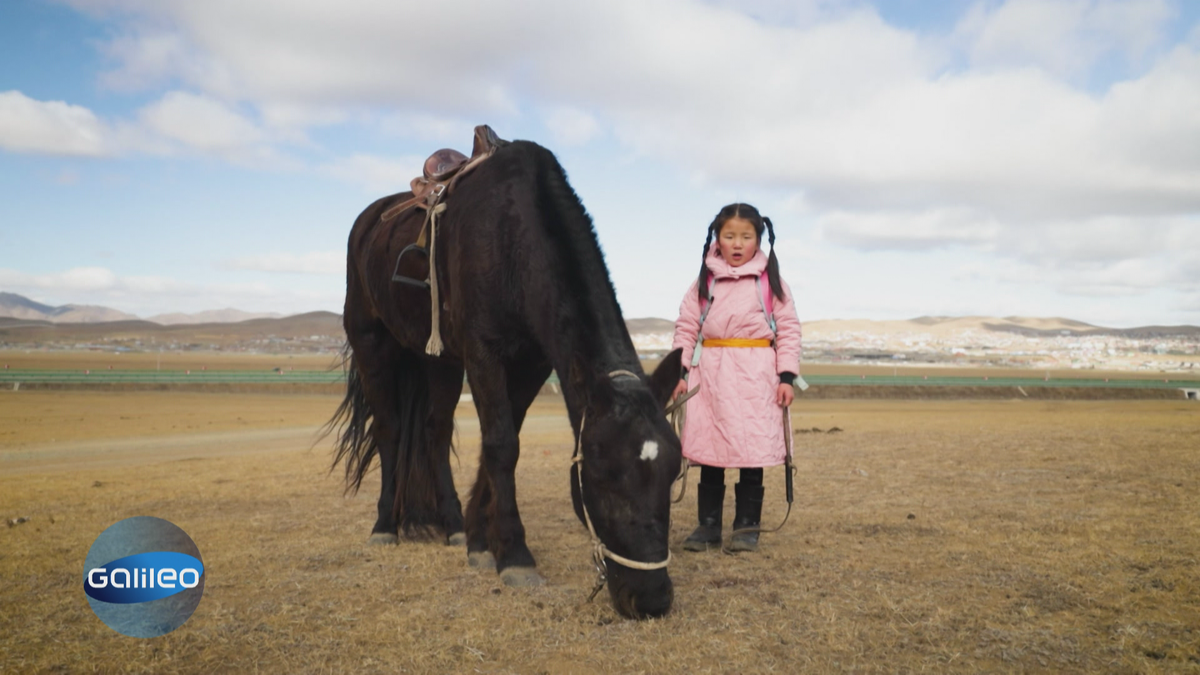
[607,564,673,619]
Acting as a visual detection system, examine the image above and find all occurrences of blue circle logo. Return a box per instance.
[83,516,204,638]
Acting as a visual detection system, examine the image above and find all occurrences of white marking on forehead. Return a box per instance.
[640,440,659,462]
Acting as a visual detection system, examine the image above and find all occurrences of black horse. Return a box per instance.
[327,137,684,618]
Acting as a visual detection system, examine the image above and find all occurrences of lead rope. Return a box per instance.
[665,384,699,504]
[721,404,795,553]
[578,369,676,602]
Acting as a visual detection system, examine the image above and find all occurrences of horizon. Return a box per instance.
[6,288,1200,331]
[2,1,1200,329]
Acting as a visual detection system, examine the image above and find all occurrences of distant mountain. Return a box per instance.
[4,290,1196,341]
[0,292,56,318]
[0,292,284,326]
[0,292,138,323]
[0,311,345,345]
[148,309,283,325]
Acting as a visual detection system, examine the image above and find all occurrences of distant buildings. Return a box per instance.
[629,328,1199,372]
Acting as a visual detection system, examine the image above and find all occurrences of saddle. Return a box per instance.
[388,124,507,290]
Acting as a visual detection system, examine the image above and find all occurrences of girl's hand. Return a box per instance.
[776,382,795,407]
[672,379,689,401]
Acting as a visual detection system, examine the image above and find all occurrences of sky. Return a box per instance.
[1,0,1199,328]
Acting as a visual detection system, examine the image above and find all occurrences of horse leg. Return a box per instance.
[508,361,552,435]
[426,359,466,545]
[346,323,406,545]
[464,361,544,586]
[464,361,552,573]
[464,462,495,568]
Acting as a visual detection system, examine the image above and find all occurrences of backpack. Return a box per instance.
[692,270,776,368]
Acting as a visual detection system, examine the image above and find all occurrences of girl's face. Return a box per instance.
[716,217,759,267]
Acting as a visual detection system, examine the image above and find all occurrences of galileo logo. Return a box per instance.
[83,517,204,638]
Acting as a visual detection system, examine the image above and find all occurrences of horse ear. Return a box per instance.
[647,349,684,409]
[590,373,616,414]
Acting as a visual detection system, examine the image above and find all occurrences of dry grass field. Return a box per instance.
[2,382,1199,672]
[0,351,342,372]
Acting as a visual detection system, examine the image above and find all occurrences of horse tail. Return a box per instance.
[324,343,376,494]
[389,347,440,535]
[324,341,442,535]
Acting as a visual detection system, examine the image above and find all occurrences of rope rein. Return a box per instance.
[572,369,797,600]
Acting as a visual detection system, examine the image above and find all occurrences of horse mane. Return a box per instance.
[518,142,629,362]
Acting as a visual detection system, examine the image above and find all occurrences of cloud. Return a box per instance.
[0,89,292,165]
[820,208,1001,251]
[0,266,132,293]
[138,91,262,148]
[0,90,110,156]
[542,107,601,147]
[97,30,203,92]
[136,91,290,165]
[319,153,424,193]
[0,265,342,316]
[997,215,1200,264]
[44,2,1200,226]
[373,113,478,143]
[220,251,344,275]
[956,0,1174,79]
[20,0,1200,325]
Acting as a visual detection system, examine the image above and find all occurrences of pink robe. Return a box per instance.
[671,246,802,468]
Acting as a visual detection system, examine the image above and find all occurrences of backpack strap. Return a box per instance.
[692,270,777,368]
[691,273,717,368]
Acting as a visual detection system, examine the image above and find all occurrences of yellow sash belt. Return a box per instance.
[701,338,772,348]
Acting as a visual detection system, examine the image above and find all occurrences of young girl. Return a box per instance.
[671,203,802,552]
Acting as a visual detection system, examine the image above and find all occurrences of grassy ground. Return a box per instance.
[1,390,1198,673]
[0,350,342,372]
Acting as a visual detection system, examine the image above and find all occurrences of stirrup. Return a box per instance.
[391,244,430,289]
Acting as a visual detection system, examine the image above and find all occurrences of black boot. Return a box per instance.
[728,482,764,552]
[682,483,725,551]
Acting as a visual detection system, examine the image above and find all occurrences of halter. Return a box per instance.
[573,369,673,602]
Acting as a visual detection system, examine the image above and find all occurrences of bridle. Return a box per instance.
[573,369,674,602]
[573,369,795,599]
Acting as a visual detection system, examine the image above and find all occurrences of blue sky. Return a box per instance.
[2,0,1199,327]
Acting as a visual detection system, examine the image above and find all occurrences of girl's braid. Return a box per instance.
[763,216,785,302]
[697,214,720,302]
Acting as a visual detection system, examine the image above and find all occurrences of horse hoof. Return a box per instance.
[468,550,496,569]
[500,567,545,587]
[368,533,399,546]
[447,532,467,547]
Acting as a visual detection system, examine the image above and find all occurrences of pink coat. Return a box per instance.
[672,246,802,468]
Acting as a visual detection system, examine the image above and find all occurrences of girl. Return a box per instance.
[671,203,802,552]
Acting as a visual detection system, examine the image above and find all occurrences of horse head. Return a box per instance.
[569,348,684,619]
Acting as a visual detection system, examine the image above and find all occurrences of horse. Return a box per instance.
[326,136,685,619]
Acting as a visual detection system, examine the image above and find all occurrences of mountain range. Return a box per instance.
[0,293,280,325]
[2,292,1198,340]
